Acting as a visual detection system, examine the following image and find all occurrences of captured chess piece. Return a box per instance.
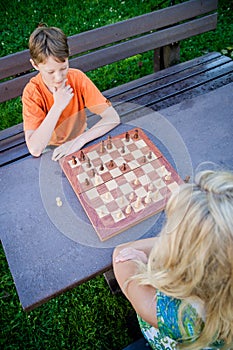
[56,197,63,207]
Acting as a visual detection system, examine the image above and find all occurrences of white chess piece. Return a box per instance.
[56,197,63,207]
[144,191,152,204]
[148,183,154,191]
[165,172,171,181]
[129,192,134,200]
[153,190,159,200]
[125,205,131,214]
[135,196,141,208]
[117,211,122,219]
[94,174,101,186]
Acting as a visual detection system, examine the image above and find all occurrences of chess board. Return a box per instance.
[60,128,183,241]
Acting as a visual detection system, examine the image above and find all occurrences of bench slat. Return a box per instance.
[0,0,217,80]
[68,0,217,55]
[70,14,217,71]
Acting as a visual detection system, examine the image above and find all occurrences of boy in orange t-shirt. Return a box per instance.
[22,26,120,160]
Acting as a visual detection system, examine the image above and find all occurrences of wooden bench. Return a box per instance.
[2,0,231,169]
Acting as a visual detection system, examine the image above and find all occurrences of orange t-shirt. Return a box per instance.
[22,68,111,145]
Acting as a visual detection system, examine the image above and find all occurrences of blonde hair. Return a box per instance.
[29,26,69,65]
[134,170,233,349]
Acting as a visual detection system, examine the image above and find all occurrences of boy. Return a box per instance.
[22,26,120,160]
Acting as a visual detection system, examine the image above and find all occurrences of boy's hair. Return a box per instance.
[132,170,233,349]
[29,26,69,65]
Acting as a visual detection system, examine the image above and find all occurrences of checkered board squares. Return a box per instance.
[60,128,183,241]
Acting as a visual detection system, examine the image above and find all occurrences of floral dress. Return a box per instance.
[137,290,224,350]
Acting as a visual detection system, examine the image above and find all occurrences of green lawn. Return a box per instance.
[0,1,232,349]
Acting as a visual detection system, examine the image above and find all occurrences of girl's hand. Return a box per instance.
[114,247,148,264]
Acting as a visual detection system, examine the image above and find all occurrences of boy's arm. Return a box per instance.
[112,238,158,328]
[25,82,74,157]
[52,105,120,161]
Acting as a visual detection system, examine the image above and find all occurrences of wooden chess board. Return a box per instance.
[60,128,183,241]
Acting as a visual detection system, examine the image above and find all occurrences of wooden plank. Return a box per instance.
[0,122,24,141]
[0,132,25,153]
[69,14,217,72]
[0,0,218,80]
[0,71,36,103]
[68,0,218,55]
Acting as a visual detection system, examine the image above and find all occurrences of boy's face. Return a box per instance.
[32,56,69,91]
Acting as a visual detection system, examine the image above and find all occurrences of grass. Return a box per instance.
[0,0,232,349]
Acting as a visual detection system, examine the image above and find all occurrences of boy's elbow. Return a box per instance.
[30,149,42,158]
[27,143,43,158]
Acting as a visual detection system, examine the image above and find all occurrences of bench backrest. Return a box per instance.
[0,0,218,103]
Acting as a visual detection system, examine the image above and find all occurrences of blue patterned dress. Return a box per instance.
[137,290,224,350]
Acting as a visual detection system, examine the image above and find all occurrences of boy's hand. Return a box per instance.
[53,80,74,111]
[52,137,83,161]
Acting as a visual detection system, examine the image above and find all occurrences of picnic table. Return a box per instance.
[1,81,232,311]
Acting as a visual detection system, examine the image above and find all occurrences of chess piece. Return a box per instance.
[129,192,134,200]
[165,172,171,181]
[161,165,166,175]
[91,169,95,177]
[72,156,77,165]
[100,140,105,153]
[134,178,139,185]
[144,191,152,204]
[153,190,159,200]
[121,145,125,154]
[120,196,124,205]
[56,197,63,207]
[86,157,91,168]
[148,151,152,159]
[133,129,139,139]
[125,204,131,214]
[125,131,130,142]
[121,163,127,171]
[117,211,122,219]
[135,196,141,208]
[142,155,147,163]
[148,183,153,191]
[85,178,90,186]
[79,150,85,161]
[100,163,104,171]
[108,159,114,168]
[94,174,101,186]
[107,135,112,149]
